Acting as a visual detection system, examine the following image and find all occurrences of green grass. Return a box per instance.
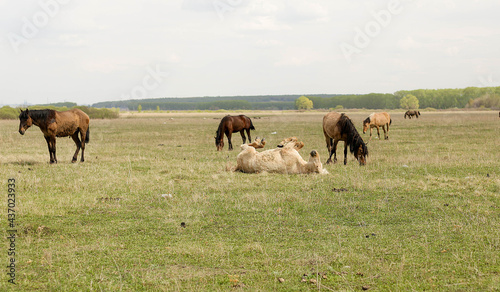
[1,111,499,291]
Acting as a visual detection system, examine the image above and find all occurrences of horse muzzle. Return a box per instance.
[19,128,25,135]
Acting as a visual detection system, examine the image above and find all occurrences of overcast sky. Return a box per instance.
[1,0,499,106]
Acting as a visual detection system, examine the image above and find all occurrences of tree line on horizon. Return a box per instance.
[0,104,119,120]
[91,86,500,111]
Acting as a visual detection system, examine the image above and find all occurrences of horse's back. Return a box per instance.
[55,109,89,130]
[323,112,342,139]
[382,112,390,122]
[373,112,390,125]
[232,115,252,131]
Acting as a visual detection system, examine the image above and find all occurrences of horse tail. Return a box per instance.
[85,127,90,143]
[249,118,255,130]
[390,118,392,125]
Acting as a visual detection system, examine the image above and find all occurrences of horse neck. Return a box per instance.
[29,111,46,128]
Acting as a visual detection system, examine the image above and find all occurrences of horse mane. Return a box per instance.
[363,116,371,124]
[21,109,55,122]
[215,115,230,142]
[339,114,368,156]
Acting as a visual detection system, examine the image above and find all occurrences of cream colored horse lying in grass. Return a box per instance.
[235,137,328,174]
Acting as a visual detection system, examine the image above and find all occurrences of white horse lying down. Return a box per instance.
[235,137,328,174]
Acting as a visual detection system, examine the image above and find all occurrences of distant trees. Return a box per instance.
[0,106,19,119]
[89,86,500,111]
[400,94,419,109]
[295,96,313,110]
[137,104,142,113]
[466,93,500,109]
[0,105,119,120]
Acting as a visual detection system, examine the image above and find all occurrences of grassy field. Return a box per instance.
[1,110,499,291]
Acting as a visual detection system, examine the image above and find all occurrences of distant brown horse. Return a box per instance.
[19,109,90,164]
[363,112,391,141]
[323,112,368,165]
[215,115,255,151]
[404,110,420,119]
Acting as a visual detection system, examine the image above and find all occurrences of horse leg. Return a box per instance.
[332,139,339,163]
[52,137,57,163]
[227,132,233,151]
[246,128,251,144]
[376,126,381,139]
[80,130,86,162]
[343,142,348,165]
[385,123,390,140]
[71,132,81,163]
[325,137,333,164]
[44,136,54,163]
[240,130,246,144]
[46,136,57,164]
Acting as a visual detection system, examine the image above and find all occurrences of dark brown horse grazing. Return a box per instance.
[404,110,420,119]
[19,109,90,164]
[215,115,255,151]
[323,112,368,165]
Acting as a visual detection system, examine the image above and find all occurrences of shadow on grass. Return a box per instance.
[4,160,42,166]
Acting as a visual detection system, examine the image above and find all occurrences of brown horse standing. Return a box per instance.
[404,110,420,119]
[215,115,255,151]
[19,109,90,164]
[323,112,368,165]
[363,112,391,141]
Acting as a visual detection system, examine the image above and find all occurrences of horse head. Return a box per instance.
[277,137,304,150]
[18,109,32,135]
[352,137,368,166]
[362,117,370,134]
[214,134,224,151]
[356,144,368,165]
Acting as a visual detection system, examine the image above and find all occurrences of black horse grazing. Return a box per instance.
[18,109,90,164]
[215,115,255,151]
[404,110,420,119]
[323,112,368,165]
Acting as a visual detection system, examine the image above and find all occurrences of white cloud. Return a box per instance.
[255,39,282,47]
[277,1,329,23]
[238,16,291,31]
[397,36,422,50]
[446,46,459,57]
